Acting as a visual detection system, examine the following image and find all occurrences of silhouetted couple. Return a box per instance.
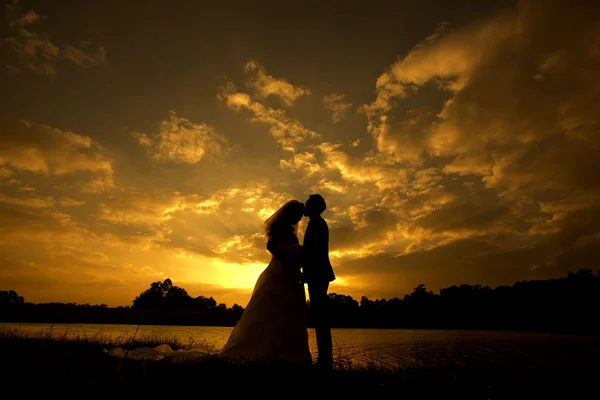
[220,194,336,368]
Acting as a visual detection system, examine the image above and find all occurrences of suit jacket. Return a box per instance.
[302,216,335,284]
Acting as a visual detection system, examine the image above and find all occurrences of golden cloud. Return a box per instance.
[215,233,270,265]
[0,118,115,192]
[329,208,399,252]
[219,82,318,151]
[245,60,311,106]
[97,191,184,226]
[279,152,320,175]
[0,194,55,208]
[94,182,295,264]
[322,93,352,123]
[316,142,407,191]
[58,198,86,207]
[134,111,228,164]
[0,206,93,246]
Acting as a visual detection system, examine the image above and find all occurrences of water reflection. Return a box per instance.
[2,323,599,369]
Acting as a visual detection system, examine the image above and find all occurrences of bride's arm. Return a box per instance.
[267,237,302,258]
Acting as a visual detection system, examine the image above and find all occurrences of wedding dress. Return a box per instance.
[105,228,312,365]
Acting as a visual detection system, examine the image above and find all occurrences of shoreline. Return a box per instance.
[1,331,598,398]
[2,320,599,338]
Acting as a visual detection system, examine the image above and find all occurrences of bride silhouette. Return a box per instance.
[106,200,311,364]
[219,199,311,363]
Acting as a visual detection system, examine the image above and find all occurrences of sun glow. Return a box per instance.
[211,259,266,289]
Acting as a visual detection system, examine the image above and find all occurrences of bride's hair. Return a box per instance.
[262,200,305,237]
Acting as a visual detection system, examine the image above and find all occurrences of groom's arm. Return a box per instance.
[318,219,330,261]
[310,218,330,263]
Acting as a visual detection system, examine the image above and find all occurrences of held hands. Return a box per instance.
[289,244,303,256]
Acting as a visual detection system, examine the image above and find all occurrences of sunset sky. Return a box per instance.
[1,0,599,307]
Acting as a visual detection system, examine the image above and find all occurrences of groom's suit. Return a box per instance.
[302,215,335,367]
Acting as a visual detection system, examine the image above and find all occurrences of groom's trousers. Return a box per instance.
[308,282,333,367]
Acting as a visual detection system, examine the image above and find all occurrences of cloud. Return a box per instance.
[96,184,289,227]
[0,206,92,245]
[6,3,41,29]
[323,93,352,123]
[62,43,108,68]
[409,201,511,237]
[360,16,516,119]
[58,198,86,207]
[0,118,114,192]
[134,111,228,164]
[361,1,600,201]
[0,194,55,208]
[4,0,108,75]
[5,29,59,76]
[215,233,270,265]
[316,142,408,191]
[338,200,600,299]
[94,182,295,264]
[279,152,320,175]
[373,107,441,164]
[0,167,13,179]
[97,191,185,226]
[244,60,311,106]
[219,81,318,151]
[162,184,294,261]
[328,0,600,287]
[0,259,70,294]
[313,178,348,195]
[329,208,399,252]
[357,13,518,165]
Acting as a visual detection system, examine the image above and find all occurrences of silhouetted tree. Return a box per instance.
[193,295,217,311]
[132,279,192,309]
[403,284,436,304]
[0,290,24,306]
[164,286,192,309]
[228,303,244,314]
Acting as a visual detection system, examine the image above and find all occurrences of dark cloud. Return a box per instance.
[410,201,511,235]
[330,209,398,251]
[3,0,107,75]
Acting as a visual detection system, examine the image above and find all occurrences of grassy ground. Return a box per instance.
[0,329,595,399]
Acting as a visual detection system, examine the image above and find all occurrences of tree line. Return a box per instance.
[326,269,600,333]
[130,278,244,313]
[2,269,600,333]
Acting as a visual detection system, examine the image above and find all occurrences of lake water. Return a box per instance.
[2,322,600,368]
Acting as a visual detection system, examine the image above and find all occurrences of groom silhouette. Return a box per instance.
[302,194,335,368]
